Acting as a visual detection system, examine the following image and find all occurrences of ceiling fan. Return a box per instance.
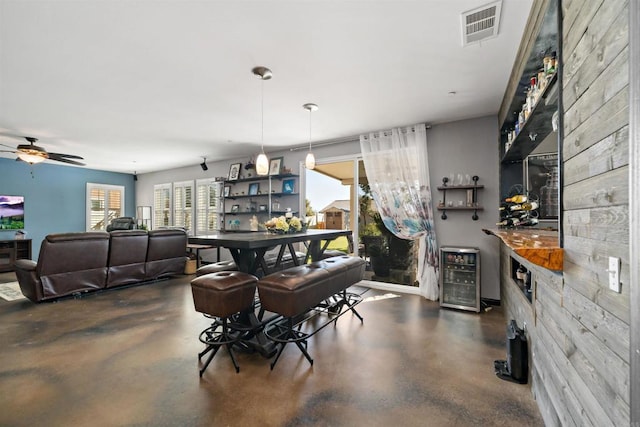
[0,136,85,166]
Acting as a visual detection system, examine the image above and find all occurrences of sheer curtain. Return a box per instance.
[360,123,439,300]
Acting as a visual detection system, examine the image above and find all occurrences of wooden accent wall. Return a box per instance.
[562,0,630,424]
[500,0,632,425]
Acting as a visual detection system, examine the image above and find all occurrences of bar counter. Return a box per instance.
[482,228,563,271]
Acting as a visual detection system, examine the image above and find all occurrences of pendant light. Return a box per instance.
[303,103,318,170]
[253,66,272,176]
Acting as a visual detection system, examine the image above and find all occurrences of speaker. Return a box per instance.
[200,162,208,171]
[494,320,528,384]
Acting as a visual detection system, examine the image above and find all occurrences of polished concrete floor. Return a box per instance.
[0,272,543,426]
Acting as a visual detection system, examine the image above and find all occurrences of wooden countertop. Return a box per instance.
[482,228,563,271]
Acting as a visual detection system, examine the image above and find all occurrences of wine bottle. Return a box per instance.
[505,195,528,203]
[496,216,539,227]
[519,217,539,226]
[510,201,539,211]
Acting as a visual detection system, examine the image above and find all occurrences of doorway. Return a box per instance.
[304,155,419,292]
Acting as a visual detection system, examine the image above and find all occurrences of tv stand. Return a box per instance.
[0,239,32,273]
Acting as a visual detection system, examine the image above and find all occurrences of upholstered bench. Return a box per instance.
[257,255,365,369]
[191,271,258,375]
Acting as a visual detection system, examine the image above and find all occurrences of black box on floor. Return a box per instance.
[494,320,528,384]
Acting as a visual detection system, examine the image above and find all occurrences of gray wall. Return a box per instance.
[427,116,501,300]
[135,116,501,299]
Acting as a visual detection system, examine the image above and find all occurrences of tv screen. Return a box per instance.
[0,195,25,230]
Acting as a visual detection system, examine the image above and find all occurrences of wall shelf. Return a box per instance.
[437,176,483,220]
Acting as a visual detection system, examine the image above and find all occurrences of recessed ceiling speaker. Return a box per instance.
[200,158,208,171]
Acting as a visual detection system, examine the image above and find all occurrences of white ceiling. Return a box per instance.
[0,0,532,174]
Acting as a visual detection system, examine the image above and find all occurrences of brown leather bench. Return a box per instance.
[257,255,365,369]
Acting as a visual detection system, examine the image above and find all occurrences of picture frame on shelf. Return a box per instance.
[223,186,231,197]
[230,204,240,213]
[248,183,260,196]
[282,178,295,194]
[258,204,267,212]
[228,163,241,181]
[525,152,558,220]
[269,157,283,176]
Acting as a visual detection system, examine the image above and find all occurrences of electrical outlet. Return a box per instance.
[608,257,621,293]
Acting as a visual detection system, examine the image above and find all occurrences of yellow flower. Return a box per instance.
[289,216,302,231]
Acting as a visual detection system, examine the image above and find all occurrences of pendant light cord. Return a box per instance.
[308,108,312,151]
[261,78,264,153]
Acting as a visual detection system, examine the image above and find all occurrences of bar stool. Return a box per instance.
[191,271,258,375]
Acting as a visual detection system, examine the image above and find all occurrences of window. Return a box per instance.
[173,180,194,233]
[154,183,172,229]
[86,183,124,231]
[196,178,223,234]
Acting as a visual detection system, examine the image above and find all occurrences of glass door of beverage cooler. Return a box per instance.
[440,247,480,312]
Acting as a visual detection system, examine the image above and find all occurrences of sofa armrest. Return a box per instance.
[14,259,43,302]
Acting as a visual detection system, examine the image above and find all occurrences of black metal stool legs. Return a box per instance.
[269,318,313,370]
[198,317,240,376]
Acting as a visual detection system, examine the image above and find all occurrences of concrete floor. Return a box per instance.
[0,272,543,426]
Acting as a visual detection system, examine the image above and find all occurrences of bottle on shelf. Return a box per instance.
[505,195,528,204]
[497,216,539,227]
[510,201,539,211]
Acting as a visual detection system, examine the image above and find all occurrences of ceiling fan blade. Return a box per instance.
[48,152,84,160]
[47,153,85,166]
[0,142,16,149]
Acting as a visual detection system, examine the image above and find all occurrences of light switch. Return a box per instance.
[608,257,621,293]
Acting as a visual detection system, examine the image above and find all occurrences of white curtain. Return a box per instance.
[360,123,439,300]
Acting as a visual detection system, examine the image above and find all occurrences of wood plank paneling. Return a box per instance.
[563,2,628,110]
[563,125,629,186]
[563,166,629,210]
[564,48,629,135]
[629,0,640,422]
[563,205,629,243]
[563,88,628,160]
[563,285,630,361]
[563,258,630,323]
[499,1,631,424]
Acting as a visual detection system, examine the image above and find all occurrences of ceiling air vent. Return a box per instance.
[461,1,502,46]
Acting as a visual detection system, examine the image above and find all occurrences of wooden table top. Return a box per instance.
[189,229,351,249]
[482,228,563,271]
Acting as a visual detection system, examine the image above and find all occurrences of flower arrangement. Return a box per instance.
[264,215,305,234]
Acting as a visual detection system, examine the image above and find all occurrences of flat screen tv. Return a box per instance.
[0,195,25,230]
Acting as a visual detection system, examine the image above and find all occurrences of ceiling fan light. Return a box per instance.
[305,151,316,170]
[256,152,269,176]
[17,152,46,164]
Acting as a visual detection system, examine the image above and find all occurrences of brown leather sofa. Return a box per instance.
[15,229,188,302]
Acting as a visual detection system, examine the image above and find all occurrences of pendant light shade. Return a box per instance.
[253,66,272,176]
[303,103,318,170]
[305,151,316,170]
[256,152,269,175]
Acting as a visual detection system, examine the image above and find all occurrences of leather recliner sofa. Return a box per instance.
[15,229,188,303]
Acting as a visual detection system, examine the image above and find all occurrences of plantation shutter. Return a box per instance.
[196,178,223,234]
[153,183,171,229]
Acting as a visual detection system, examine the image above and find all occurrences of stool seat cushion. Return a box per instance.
[195,260,238,276]
[320,250,346,259]
[191,271,257,318]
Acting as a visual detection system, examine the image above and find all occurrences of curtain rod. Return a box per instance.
[289,124,431,152]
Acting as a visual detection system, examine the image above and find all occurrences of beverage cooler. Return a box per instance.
[440,247,480,312]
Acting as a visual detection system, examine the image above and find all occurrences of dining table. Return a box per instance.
[188,228,353,275]
[188,228,354,358]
